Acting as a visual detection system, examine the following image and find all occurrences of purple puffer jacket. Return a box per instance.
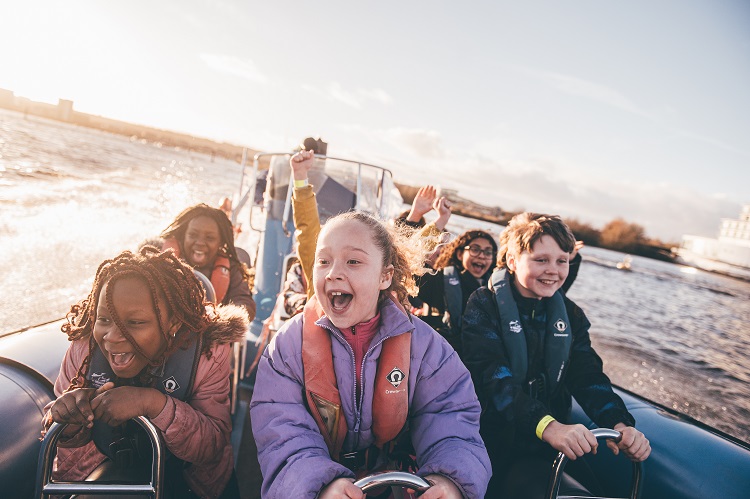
[250,299,491,498]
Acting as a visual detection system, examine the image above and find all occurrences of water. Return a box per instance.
[2,109,749,443]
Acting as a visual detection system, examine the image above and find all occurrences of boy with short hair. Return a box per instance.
[462,212,650,498]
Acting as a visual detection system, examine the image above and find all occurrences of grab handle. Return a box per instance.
[34,416,164,498]
[546,428,642,499]
[354,471,431,494]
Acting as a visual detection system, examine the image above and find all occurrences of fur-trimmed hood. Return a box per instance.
[200,303,249,354]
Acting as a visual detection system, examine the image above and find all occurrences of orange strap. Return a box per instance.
[302,294,411,460]
[162,237,231,303]
[210,256,231,304]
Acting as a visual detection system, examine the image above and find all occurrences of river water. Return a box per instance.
[2,109,749,443]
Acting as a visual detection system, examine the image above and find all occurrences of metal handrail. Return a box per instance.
[244,152,398,232]
[354,471,431,494]
[35,416,165,498]
[546,428,643,499]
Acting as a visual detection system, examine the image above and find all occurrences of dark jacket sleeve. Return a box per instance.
[561,252,582,294]
[415,269,446,312]
[461,288,550,437]
[224,262,256,321]
[563,299,635,429]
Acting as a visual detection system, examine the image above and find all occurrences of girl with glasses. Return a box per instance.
[414,229,498,355]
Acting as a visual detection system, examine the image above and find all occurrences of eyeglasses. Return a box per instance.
[464,245,495,258]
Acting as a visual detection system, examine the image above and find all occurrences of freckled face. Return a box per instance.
[313,219,393,330]
[507,235,569,299]
[93,277,172,379]
[183,216,221,269]
[457,237,495,278]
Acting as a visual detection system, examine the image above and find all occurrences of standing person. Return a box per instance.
[160,203,256,320]
[41,247,249,498]
[461,213,650,498]
[415,229,498,354]
[250,211,490,499]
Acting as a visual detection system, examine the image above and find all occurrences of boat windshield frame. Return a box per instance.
[231,152,402,233]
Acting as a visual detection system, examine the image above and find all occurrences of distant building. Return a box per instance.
[0,88,14,107]
[677,204,750,280]
[58,99,74,121]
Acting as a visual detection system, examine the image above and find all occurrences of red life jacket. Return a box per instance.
[302,294,411,461]
[162,237,231,304]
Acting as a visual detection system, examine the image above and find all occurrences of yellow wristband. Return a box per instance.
[536,415,556,440]
[293,178,309,189]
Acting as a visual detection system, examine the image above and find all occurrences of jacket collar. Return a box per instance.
[317,298,414,345]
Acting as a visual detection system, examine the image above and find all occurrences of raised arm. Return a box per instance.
[290,150,321,298]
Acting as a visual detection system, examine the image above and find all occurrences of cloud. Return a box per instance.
[358,87,392,105]
[518,66,655,120]
[304,82,393,109]
[440,154,740,242]
[199,53,268,84]
[670,128,750,159]
[380,128,446,159]
[328,81,362,108]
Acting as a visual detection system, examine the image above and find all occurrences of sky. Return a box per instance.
[1,0,749,242]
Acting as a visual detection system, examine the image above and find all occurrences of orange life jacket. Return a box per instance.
[162,237,231,304]
[302,294,411,461]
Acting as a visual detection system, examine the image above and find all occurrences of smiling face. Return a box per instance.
[457,236,495,278]
[93,277,172,379]
[183,215,221,269]
[507,234,570,299]
[313,219,394,330]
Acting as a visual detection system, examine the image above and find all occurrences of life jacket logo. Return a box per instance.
[386,367,405,388]
[509,320,522,334]
[163,376,180,393]
[90,372,111,388]
[554,319,568,333]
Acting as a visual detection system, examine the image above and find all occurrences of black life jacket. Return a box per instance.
[86,331,202,464]
[441,266,463,335]
[489,269,571,394]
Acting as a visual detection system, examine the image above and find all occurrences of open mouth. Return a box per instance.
[110,351,135,369]
[470,262,487,273]
[191,250,207,265]
[329,291,353,311]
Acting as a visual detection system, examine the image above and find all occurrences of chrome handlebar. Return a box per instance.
[354,471,431,494]
[34,416,164,498]
[546,428,643,499]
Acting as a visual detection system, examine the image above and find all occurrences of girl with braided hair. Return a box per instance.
[160,203,256,320]
[42,247,248,499]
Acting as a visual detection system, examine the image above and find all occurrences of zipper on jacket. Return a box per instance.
[321,313,414,450]
[322,324,360,445]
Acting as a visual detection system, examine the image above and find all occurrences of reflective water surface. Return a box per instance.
[2,109,748,442]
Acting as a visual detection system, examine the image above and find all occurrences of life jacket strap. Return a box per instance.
[162,237,232,304]
[302,294,412,461]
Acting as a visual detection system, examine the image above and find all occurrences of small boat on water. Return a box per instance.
[2,152,750,498]
[617,255,633,271]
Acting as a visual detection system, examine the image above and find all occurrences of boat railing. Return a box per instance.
[34,416,165,498]
[546,428,643,499]
[232,151,400,236]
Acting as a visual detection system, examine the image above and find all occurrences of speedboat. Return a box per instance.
[2,153,750,498]
[616,255,632,271]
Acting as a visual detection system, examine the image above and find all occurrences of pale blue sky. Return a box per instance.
[2,0,748,241]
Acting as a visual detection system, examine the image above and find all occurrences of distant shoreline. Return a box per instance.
[0,92,680,266]
[0,90,258,163]
[0,90,510,225]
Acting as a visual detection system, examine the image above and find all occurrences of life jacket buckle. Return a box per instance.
[339,447,380,472]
